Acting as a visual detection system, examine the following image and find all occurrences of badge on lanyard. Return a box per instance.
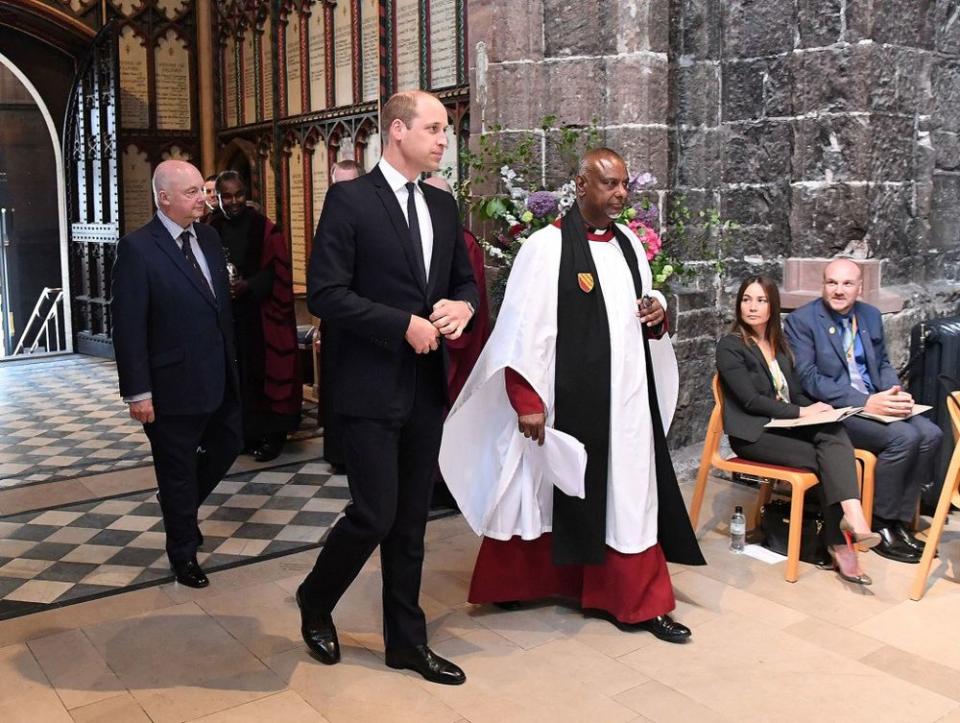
[577,273,595,294]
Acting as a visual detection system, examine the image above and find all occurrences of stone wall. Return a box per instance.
[467,0,960,447]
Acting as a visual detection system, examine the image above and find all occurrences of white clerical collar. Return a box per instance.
[157,208,195,242]
[378,157,422,195]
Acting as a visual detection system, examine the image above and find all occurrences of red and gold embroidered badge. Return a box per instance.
[577,273,595,294]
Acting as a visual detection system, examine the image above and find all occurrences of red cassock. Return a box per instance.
[445,229,492,402]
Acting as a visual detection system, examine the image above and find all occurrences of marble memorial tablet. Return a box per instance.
[155,30,192,130]
[361,0,379,102]
[289,143,307,288]
[261,15,274,120]
[119,25,149,129]
[429,0,456,88]
[263,149,276,220]
[223,36,238,127]
[122,144,153,233]
[395,0,420,91]
[333,0,353,107]
[286,10,303,117]
[242,31,257,125]
[308,3,327,111]
[311,143,329,236]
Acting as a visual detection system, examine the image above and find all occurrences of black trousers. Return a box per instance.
[144,392,242,565]
[842,414,943,523]
[320,322,344,466]
[300,357,446,650]
[731,423,860,547]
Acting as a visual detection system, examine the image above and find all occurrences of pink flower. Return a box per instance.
[628,221,662,260]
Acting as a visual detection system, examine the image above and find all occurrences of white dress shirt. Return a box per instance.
[377,157,434,276]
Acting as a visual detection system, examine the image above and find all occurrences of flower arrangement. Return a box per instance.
[475,165,681,290]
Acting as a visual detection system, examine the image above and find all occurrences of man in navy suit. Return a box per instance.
[785,258,942,563]
[297,90,478,684]
[111,160,242,588]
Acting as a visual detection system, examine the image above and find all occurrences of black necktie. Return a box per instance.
[179,230,214,297]
[405,182,427,287]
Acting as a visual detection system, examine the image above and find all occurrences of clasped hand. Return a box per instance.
[864,386,914,418]
[405,299,473,354]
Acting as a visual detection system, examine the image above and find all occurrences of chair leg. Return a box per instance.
[690,437,716,531]
[910,452,960,600]
[859,457,875,529]
[753,481,772,531]
[785,486,805,583]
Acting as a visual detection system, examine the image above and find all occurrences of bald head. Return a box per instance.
[423,174,452,194]
[152,160,206,227]
[578,148,627,178]
[822,257,863,316]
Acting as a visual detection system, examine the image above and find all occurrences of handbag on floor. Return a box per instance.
[759,498,831,567]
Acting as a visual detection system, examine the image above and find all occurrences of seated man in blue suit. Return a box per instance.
[112,160,242,588]
[785,258,942,564]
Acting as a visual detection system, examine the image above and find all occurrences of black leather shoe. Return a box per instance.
[873,527,921,564]
[296,586,340,665]
[253,438,283,463]
[621,614,692,643]
[893,523,934,556]
[385,645,466,685]
[173,559,209,588]
[493,600,525,611]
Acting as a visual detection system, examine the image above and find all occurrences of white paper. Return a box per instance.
[857,404,933,424]
[765,406,861,429]
[527,428,587,498]
[741,544,787,565]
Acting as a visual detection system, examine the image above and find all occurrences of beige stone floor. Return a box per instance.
[0,475,958,723]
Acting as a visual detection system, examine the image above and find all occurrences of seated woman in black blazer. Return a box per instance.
[716,276,880,585]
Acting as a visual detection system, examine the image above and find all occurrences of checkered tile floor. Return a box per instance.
[0,355,320,490]
[0,460,348,619]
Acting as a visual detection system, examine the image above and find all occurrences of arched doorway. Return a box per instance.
[0,53,70,358]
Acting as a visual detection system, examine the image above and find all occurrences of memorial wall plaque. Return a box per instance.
[308,4,327,111]
[311,143,329,235]
[289,144,307,288]
[439,125,458,184]
[122,144,153,233]
[363,132,381,173]
[119,25,149,129]
[155,30,192,130]
[242,32,256,125]
[395,0,420,91]
[263,150,276,219]
[361,0,379,102]
[429,0,457,88]
[286,10,303,116]
[223,36,237,127]
[333,0,353,107]
[261,15,274,120]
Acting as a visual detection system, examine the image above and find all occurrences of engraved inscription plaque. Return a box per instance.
[288,144,307,288]
[308,3,327,111]
[119,25,149,128]
[155,30,192,130]
[395,0,420,91]
[223,36,237,127]
[286,10,303,116]
[242,32,256,125]
[333,0,353,107]
[311,143,329,236]
[263,149,276,219]
[261,14,274,120]
[361,0,379,102]
[122,144,153,233]
[429,0,457,89]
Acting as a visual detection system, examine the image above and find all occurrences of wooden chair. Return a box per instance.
[691,375,877,583]
[909,391,960,601]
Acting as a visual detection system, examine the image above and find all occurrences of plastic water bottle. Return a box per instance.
[730,505,746,553]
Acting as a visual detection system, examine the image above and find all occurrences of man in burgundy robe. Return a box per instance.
[211,171,302,461]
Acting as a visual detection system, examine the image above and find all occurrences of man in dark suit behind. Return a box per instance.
[297,90,478,685]
[785,258,942,564]
[111,160,242,589]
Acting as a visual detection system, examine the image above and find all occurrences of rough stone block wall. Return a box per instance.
[468,0,960,447]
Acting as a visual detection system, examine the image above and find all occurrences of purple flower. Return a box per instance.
[635,202,659,227]
[628,172,656,191]
[526,191,559,218]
